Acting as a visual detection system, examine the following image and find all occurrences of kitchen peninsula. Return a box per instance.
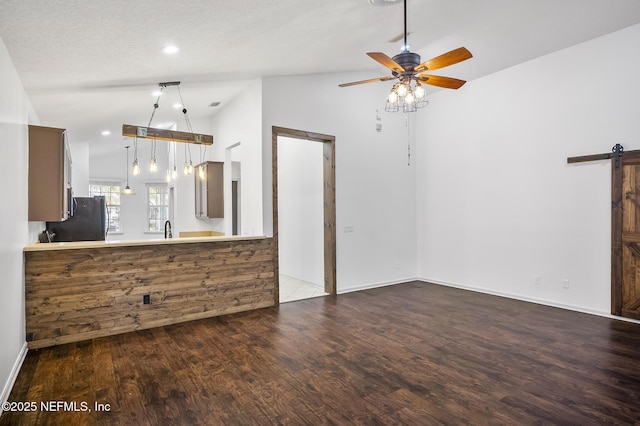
[24,235,276,349]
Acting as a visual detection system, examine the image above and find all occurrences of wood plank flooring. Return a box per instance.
[2,281,640,425]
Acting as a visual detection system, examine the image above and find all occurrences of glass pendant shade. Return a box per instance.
[405,91,415,105]
[184,161,194,175]
[121,185,135,195]
[132,159,140,176]
[396,83,409,97]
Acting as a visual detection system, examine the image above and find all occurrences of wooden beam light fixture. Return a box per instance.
[122,124,213,145]
[121,81,214,146]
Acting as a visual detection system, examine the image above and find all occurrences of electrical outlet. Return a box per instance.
[344,225,354,233]
[395,260,400,270]
[534,275,542,286]
[562,279,570,289]
[143,294,150,304]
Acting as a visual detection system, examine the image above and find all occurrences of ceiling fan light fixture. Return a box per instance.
[340,0,471,113]
[386,80,428,113]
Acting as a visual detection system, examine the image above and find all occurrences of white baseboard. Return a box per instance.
[418,277,640,325]
[338,276,419,294]
[0,342,28,415]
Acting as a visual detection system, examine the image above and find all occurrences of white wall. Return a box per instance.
[210,79,263,236]
[277,137,324,286]
[416,23,640,315]
[262,72,418,292]
[69,140,90,197]
[0,37,32,407]
[166,117,223,236]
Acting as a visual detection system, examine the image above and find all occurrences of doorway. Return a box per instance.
[272,126,336,303]
[225,142,242,236]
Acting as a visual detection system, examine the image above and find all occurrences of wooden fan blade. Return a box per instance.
[414,47,472,72]
[367,52,405,73]
[416,75,467,90]
[338,76,395,88]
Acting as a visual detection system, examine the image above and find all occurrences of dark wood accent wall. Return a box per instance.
[24,238,275,349]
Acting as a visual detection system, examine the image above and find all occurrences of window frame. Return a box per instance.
[146,182,169,233]
[89,181,123,234]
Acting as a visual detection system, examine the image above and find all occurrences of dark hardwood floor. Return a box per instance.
[2,281,640,425]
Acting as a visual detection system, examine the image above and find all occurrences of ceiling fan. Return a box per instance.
[340,0,472,112]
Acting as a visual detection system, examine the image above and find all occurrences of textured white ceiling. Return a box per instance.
[2,0,640,156]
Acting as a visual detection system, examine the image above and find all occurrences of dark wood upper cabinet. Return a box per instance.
[28,125,72,221]
[195,161,224,218]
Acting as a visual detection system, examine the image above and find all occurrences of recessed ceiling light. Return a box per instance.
[101,130,111,136]
[151,90,164,97]
[162,45,179,54]
[368,0,402,6]
[173,103,182,109]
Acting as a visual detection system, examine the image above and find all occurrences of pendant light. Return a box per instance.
[149,137,158,172]
[132,136,140,175]
[122,146,135,195]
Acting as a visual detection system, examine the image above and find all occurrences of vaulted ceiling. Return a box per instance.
[2,0,640,154]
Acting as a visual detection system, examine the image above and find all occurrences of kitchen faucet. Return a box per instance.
[164,220,173,239]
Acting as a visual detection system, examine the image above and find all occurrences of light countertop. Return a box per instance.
[24,235,268,252]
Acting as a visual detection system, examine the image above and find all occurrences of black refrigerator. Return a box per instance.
[46,196,107,242]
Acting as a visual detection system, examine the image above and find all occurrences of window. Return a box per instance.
[89,183,121,233]
[147,184,169,232]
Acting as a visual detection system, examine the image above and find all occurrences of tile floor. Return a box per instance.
[279,275,328,303]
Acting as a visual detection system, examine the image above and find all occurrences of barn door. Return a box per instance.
[618,156,640,319]
[568,146,640,319]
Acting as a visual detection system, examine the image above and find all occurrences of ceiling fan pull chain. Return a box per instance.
[406,114,411,166]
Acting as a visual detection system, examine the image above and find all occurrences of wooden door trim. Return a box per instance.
[271,126,337,303]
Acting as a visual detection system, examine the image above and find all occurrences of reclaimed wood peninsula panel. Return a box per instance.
[25,237,275,349]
